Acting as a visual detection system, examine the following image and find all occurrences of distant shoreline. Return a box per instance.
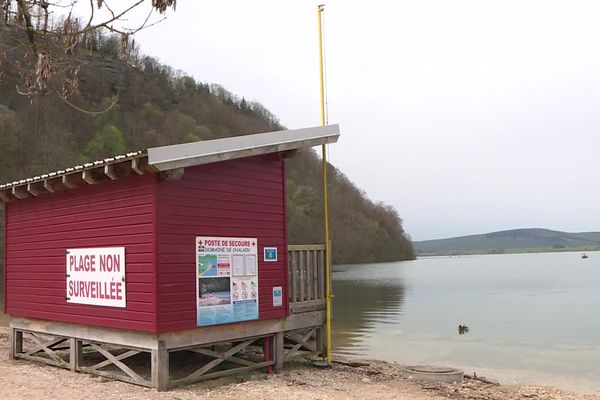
[413,228,600,256]
[416,246,598,257]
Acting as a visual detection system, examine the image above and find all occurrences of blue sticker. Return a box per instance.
[264,247,278,262]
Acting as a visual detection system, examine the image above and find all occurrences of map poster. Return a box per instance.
[196,236,259,327]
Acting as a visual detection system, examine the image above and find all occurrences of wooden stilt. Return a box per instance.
[274,331,284,372]
[69,338,82,371]
[316,325,326,356]
[152,348,169,391]
[263,336,273,374]
[9,328,23,360]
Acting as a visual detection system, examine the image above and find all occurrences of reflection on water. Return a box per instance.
[332,270,405,356]
[332,253,600,394]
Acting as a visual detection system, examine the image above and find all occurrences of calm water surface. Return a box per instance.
[332,252,600,394]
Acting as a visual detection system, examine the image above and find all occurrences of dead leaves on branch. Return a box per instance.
[93,1,176,14]
[1,0,177,113]
[152,0,176,13]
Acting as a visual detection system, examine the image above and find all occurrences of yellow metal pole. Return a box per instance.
[317,3,332,365]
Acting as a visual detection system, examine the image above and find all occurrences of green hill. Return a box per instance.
[414,228,600,255]
[0,28,414,267]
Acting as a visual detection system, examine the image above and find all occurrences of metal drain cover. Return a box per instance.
[402,365,464,383]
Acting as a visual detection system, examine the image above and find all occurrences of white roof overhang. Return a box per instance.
[0,125,340,202]
[147,124,340,171]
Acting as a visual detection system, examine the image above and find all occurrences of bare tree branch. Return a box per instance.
[15,0,38,54]
[1,0,177,113]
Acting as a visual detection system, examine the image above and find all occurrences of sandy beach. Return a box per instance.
[0,327,597,400]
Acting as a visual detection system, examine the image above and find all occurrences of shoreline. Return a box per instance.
[0,328,598,400]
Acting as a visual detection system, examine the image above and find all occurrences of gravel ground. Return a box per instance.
[0,327,597,400]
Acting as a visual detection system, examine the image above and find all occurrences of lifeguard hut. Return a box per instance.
[1,125,339,389]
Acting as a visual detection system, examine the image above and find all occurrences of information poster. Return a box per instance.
[196,237,259,326]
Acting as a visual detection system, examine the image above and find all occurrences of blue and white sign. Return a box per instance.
[273,286,283,307]
[264,247,278,262]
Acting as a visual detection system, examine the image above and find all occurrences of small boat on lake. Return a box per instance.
[582,253,589,259]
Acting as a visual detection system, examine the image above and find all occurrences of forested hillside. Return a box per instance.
[0,27,414,267]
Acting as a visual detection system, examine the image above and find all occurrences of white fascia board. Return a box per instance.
[147,124,340,171]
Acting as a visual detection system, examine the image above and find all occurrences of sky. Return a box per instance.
[85,1,600,240]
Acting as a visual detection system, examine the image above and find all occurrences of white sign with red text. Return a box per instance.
[66,247,126,308]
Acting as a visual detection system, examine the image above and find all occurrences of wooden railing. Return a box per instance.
[287,244,327,314]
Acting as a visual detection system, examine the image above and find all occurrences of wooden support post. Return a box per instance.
[131,159,144,175]
[82,170,99,185]
[69,338,82,371]
[316,326,326,356]
[152,348,170,391]
[104,165,118,180]
[62,175,77,189]
[274,332,284,373]
[43,179,55,193]
[26,183,40,196]
[9,328,23,360]
[12,187,30,199]
[262,336,273,374]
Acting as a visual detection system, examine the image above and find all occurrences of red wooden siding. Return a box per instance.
[4,174,157,332]
[156,155,289,332]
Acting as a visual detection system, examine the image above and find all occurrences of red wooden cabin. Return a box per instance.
[1,125,339,389]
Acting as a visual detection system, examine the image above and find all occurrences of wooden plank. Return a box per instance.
[69,338,82,371]
[314,250,319,299]
[170,361,274,387]
[189,348,255,367]
[160,188,284,206]
[151,348,170,391]
[316,326,325,355]
[9,328,23,359]
[171,333,270,352]
[287,244,326,251]
[274,332,284,373]
[299,251,305,302]
[318,250,325,299]
[10,216,154,238]
[160,196,284,214]
[291,251,298,303]
[314,250,319,300]
[26,334,68,366]
[158,311,326,349]
[90,343,148,385]
[306,251,313,301]
[9,317,159,349]
[10,199,154,229]
[284,328,316,360]
[15,353,70,369]
[286,330,316,352]
[10,174,153,212]
[290,299,326,313]
[5,311,153,334]
[182,339,254,382]
[287,251,293,307]
[87,349,141,371]
[80,368,153,388]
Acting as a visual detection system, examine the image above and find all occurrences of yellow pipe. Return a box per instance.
[317,3,332,365]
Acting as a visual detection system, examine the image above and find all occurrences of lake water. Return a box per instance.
[332,252,600,394]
